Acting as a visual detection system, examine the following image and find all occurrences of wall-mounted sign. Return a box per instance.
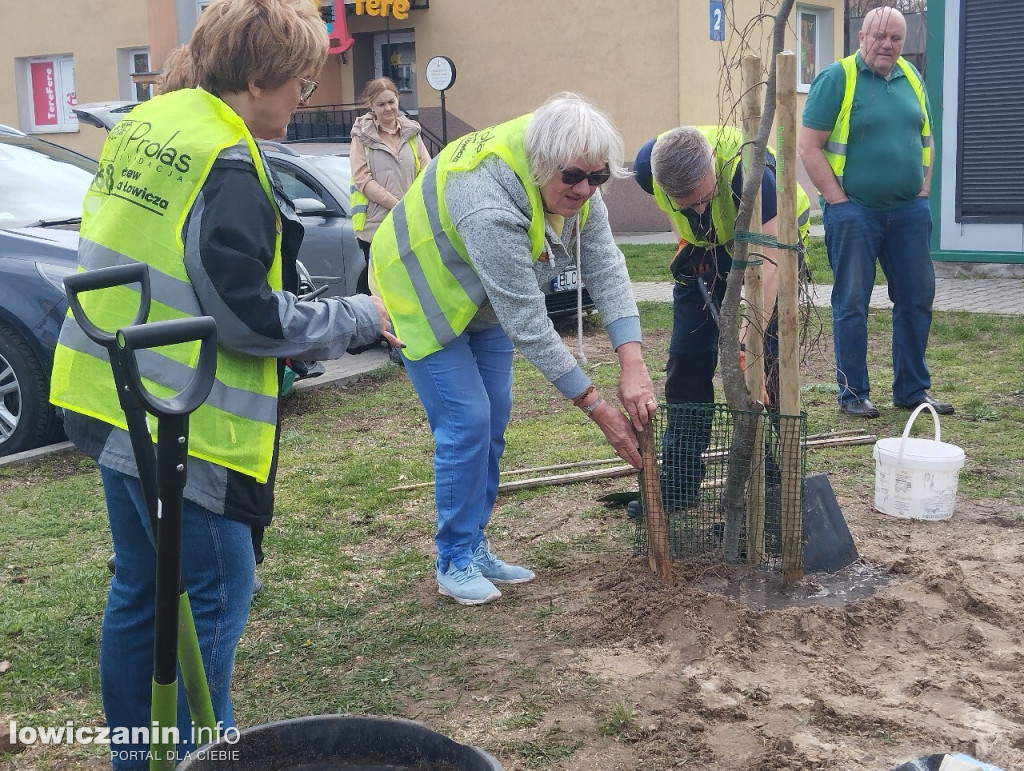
[327,0,354,54]
[353,0,409,20]
[710,0,725,42]
[425,56,456,92]
[28,56,77,133]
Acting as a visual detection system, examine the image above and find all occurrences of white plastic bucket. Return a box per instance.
[873,403,965,520]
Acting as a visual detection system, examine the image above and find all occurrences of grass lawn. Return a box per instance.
[2,303,1022,769]
[620,230,882,287]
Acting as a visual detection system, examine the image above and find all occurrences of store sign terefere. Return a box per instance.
[353,0,409,20]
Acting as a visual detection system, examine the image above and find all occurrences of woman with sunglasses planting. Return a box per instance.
[370,92,657,605]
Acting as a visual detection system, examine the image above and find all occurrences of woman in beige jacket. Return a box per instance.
[350,77,431,293]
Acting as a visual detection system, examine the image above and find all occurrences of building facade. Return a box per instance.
[2,0,845,230]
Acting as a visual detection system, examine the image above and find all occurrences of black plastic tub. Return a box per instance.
[177,714,502,770]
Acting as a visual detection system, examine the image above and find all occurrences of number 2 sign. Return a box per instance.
[710,0,725,42]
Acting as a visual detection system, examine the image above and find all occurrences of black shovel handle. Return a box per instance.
[64,263,152,346]
[64,263,161,526]
[116,317,217,695]
[117,317,218,419]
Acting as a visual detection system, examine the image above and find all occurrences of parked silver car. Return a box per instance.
[73,103,364,298]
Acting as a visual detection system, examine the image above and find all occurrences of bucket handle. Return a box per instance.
[897,402,940,463]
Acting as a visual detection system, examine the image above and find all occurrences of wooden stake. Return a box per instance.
[639,426,673,581]
[776,51,803,584]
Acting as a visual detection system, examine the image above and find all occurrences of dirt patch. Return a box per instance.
[481,491,1024,770]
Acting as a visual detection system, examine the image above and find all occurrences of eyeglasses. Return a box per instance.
[560,166,612,187]
[670,179,719,212]
[295,76,319,102]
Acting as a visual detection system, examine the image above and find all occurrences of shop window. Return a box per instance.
[19,55,78,133]
[125,48,153,102]
[796,6,834,93]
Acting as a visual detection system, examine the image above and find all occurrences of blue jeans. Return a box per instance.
[401,325,514,572]
[662,247,782,508]
[824,196,934,406]
[100,466,254,769]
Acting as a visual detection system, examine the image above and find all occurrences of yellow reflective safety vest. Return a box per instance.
[349,137,422,231]
[823,53,932,186]
[651,125,811,249]
[50,88,281,482]
[371,114,589,361]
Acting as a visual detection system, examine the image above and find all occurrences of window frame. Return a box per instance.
[796,7,822,93]
[128,48,153,102]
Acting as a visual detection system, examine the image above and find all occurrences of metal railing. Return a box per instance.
[287,103,362,141]
[287,104,449,154]
[416,121,445,156]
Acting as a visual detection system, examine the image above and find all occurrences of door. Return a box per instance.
[373,31,418,114]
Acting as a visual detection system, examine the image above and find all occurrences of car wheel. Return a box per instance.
[0,322,64,457]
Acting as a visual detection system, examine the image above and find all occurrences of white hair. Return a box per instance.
[523,92,628,187]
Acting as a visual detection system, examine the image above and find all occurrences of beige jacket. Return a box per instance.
[350,112,431,241]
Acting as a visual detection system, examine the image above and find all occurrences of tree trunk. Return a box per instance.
[719,0,796,563]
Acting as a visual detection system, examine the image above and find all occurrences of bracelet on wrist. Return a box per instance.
[582,397,604,416]
[571,385,595,407]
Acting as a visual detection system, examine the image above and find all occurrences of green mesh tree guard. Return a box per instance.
[634,403,807,570]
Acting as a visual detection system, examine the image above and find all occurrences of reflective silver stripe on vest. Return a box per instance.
[824,140,846,156]
[58,322,277,425]
[132,347,277,424]
[824,138,847,184]
[78,239,202,318]
[348,183,366,217]
[420,161,486,306]
[391,159,487,349]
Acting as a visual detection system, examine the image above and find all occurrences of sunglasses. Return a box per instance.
[295,76,319,102]
[560,166,612,187]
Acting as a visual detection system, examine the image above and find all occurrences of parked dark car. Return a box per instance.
[0,126,92,456]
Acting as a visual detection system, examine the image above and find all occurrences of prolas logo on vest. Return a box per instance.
[353,0,410,20]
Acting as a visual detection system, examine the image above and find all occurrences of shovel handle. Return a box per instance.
[117,317,218,419]
[63,263,152,345]
[65,262,161,529]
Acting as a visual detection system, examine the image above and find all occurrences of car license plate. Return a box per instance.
[552,267,579,293]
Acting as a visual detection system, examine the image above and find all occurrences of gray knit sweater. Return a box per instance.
[444,155,642,400]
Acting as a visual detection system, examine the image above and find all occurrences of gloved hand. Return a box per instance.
[670,243,715,285]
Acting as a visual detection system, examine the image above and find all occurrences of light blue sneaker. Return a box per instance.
[436,561,501,606]
[472,541,536,585]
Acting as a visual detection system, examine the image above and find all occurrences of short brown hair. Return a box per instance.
[651,127,714,200]
[190,0,327,96]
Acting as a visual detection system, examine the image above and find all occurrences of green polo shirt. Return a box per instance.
[802,52,931,210]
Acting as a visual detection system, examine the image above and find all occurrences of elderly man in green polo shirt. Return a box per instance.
[798,5,953,419]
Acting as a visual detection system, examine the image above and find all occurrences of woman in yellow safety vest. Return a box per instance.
[349,77,431,294]
[49,0,397,762]
[371,93,657,606]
